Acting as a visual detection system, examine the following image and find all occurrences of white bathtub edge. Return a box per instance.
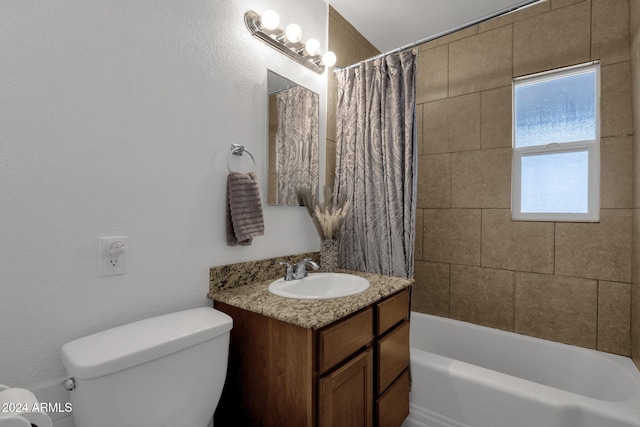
[402,403,474,427]
[407,312,640,427]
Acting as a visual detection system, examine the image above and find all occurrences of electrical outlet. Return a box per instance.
[99,236,127,276]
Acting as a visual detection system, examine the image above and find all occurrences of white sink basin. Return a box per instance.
[268,273,370,300]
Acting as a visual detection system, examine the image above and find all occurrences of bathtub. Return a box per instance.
[403,312,640,427]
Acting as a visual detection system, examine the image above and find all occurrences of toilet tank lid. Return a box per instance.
[61,307,232,379]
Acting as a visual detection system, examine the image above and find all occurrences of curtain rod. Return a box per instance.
[269,86,298,95]
[334,0,545,72]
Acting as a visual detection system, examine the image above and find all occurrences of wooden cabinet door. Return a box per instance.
[319,348,374,427]
[376,320,410,395]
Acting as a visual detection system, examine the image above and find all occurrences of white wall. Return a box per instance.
[0,0,327,393]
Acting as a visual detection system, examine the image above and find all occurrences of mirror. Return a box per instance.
[267,70,319,206]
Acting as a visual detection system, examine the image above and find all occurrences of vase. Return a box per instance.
[320,239,339,272]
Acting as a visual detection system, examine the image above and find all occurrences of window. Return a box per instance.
[512,62,600,222]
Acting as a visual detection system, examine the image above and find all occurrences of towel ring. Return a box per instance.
[226,144,257,173]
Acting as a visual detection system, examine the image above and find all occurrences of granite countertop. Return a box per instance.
[211,269,412,330]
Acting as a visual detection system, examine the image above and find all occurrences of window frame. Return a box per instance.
[511,62,601,222]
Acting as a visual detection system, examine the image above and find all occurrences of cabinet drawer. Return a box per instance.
[319,307,373,374]
[376,369,409,427]
[376,320,409,394]
[376,289,409,336]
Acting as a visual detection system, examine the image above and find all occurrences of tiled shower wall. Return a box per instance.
[412,0,635,357]
[630,1,640,369]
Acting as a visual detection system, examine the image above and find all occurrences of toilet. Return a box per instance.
[60,307,232,427]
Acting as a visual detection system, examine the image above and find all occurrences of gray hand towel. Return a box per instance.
[226,172,265,246]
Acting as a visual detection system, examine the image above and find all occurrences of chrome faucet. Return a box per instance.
[279,258,320,281]
[294,258,320,279]
[279,261,294,281]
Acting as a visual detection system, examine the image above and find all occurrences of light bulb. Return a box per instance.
[321,51,337,67]
[305,38,321,55]
[261,9,280,30]
[285,23,302,43]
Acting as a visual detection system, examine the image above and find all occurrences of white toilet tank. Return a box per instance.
[61,307,232,427]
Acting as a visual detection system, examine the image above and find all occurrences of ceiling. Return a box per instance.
[327,0,539,53]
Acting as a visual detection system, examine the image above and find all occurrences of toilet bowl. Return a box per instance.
[61,307,232,427]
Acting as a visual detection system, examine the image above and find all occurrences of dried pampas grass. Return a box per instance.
[297,186,350,240]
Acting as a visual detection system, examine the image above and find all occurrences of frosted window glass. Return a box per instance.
[520,150,589,213]
[515,70,596,148]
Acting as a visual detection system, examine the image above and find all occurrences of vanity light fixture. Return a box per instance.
[244,10,337,74]
[305,38,320,56]
[285,23,302,43]
[261,9,280,30]
[321,51,336,67]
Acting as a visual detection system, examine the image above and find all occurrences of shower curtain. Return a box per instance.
[275,86,319,205]
[334,49,417,278]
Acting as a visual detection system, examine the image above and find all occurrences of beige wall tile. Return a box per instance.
[358,37,379,60]
[631,0,640,39]
[329,17,362,68]
[419,25,479,51]
[451,148,511,208]
[417,45,448,104]
[417,154,451,208]
[268,172,277,205]
[481,86,512,149]
[635,213,640,364]
[551,0,587,9]
[632,285,640,369]
[513,2,591,77]
[328,7,379,63]
[481,209,555,273]
[479,1,551,33]
[601,136,633,208]
[326,73,337,143]
[416,103,424,156]
[556,209,633,282]
[449,26,513,96]
[423,93,481,154]
[601,62,633,137]
[598,281,631,355]
[423,209,482,266]
[325,140,336,189]
[515,272,598,348]
[450,265,515,331]
[633,3,640,211]
[636,122,640,210]
[592,0,630,65]
[634,210,640,285]
[413,260,450,317]
[328,6,351,30]
[415,209,424,260]
[329,5,380,64]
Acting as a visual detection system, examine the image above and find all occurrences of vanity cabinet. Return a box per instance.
[318,307,374,427]
[213,287,410,427]
[375,289,410,427]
